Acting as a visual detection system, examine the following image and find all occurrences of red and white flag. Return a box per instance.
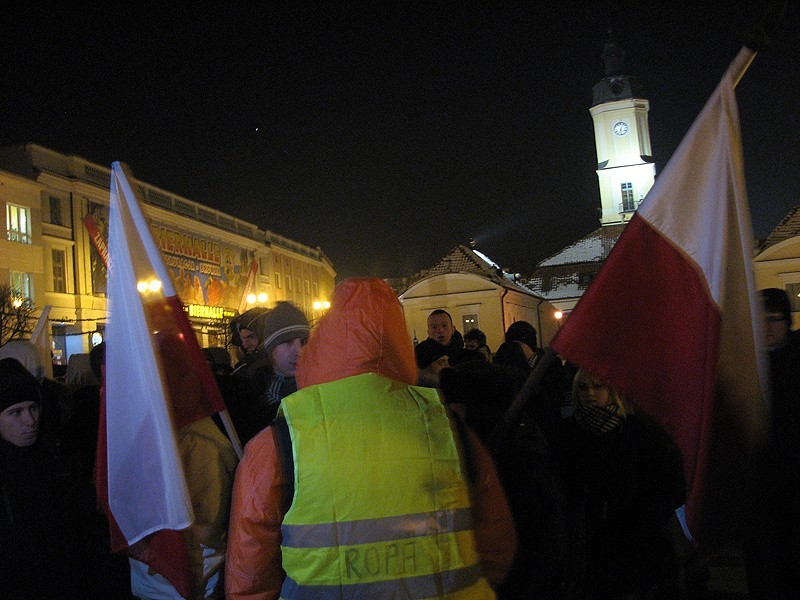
[95,162,238,598]
[237,258,260,314]
[551,59,770,547]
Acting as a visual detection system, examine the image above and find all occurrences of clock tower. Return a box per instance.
[589,34,656,225]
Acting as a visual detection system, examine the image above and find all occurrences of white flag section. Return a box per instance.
[105,162,193,543]
[552,63,769,546]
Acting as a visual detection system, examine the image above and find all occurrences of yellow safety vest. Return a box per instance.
[278,372,495,599]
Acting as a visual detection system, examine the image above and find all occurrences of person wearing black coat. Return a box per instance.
[440,360,568,599]
[551,368,686,600]
[0,357,110,599]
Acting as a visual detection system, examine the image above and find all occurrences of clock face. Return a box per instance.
[613,121,629,136]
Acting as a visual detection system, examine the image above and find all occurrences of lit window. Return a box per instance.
[10,271,33,300]
[787,282,800,313]
[6,203,31,244]
[462,314,478,332]
[52,249,67,293]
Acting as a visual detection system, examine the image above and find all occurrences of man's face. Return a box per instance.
[427,313,454,346]
[239,328,260,354]
[464,339,479,351]
[0,400,40,447]
[764,312,790,351]
[271,337,306,377]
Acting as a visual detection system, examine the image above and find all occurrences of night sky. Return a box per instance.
[2,3,798,280]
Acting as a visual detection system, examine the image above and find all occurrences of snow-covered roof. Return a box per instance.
[537,225,625,267]
[524,225,625,301]
[759,205,800,252]
[406,244,534,295]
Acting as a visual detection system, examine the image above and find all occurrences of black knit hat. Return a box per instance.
[230,306,270,347]
[505,320,538,351]
[761,288,792,323]
[0,357,42,413]
[415,340,449,369]
[261,302,310,355]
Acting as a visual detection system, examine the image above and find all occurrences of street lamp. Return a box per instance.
[137,279,162,294]
[246,291,269,306]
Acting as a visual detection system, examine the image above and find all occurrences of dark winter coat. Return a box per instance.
[0,435,102,599]
[552,411,686,599]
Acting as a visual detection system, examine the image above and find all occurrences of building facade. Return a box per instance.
[0,143,336,365]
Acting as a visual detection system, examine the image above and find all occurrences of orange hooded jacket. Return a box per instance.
[225,278,516,599]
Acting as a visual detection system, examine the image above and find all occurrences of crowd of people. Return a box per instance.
[0,279,797,599]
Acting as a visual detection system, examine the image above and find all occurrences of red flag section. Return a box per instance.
[551,62,769,548]
[95,162,236,598]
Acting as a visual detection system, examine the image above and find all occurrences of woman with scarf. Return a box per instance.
[552,369,686,599]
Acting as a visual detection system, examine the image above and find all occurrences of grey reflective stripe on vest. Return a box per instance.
[281,507,473,548]
[280,564,484,599]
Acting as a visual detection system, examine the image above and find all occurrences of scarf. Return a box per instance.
[573,402,625,435]
[265,373,297,406]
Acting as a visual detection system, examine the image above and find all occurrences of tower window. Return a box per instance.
[621,182,635,212]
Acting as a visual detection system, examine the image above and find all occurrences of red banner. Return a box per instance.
[83,212,111,270]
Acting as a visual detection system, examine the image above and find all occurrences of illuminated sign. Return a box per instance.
[185,304,236,321]
[151,224,222,265]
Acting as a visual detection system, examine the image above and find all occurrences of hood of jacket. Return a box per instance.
[296,278,417,388]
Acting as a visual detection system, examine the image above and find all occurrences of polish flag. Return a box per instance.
[237,258,260,314]
[551,55,770,547]
[95,162,238,598]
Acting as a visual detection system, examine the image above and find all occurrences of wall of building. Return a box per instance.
[0,144,336,366]
[754,236,800,330]
[400,272,559,352]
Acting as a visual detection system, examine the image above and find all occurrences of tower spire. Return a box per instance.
[602,29,626,77]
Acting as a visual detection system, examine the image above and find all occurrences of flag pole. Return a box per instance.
[728,46,756,89]
[730,0,789,87]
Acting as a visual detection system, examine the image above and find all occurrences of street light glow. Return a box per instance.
[137,279,163,294]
